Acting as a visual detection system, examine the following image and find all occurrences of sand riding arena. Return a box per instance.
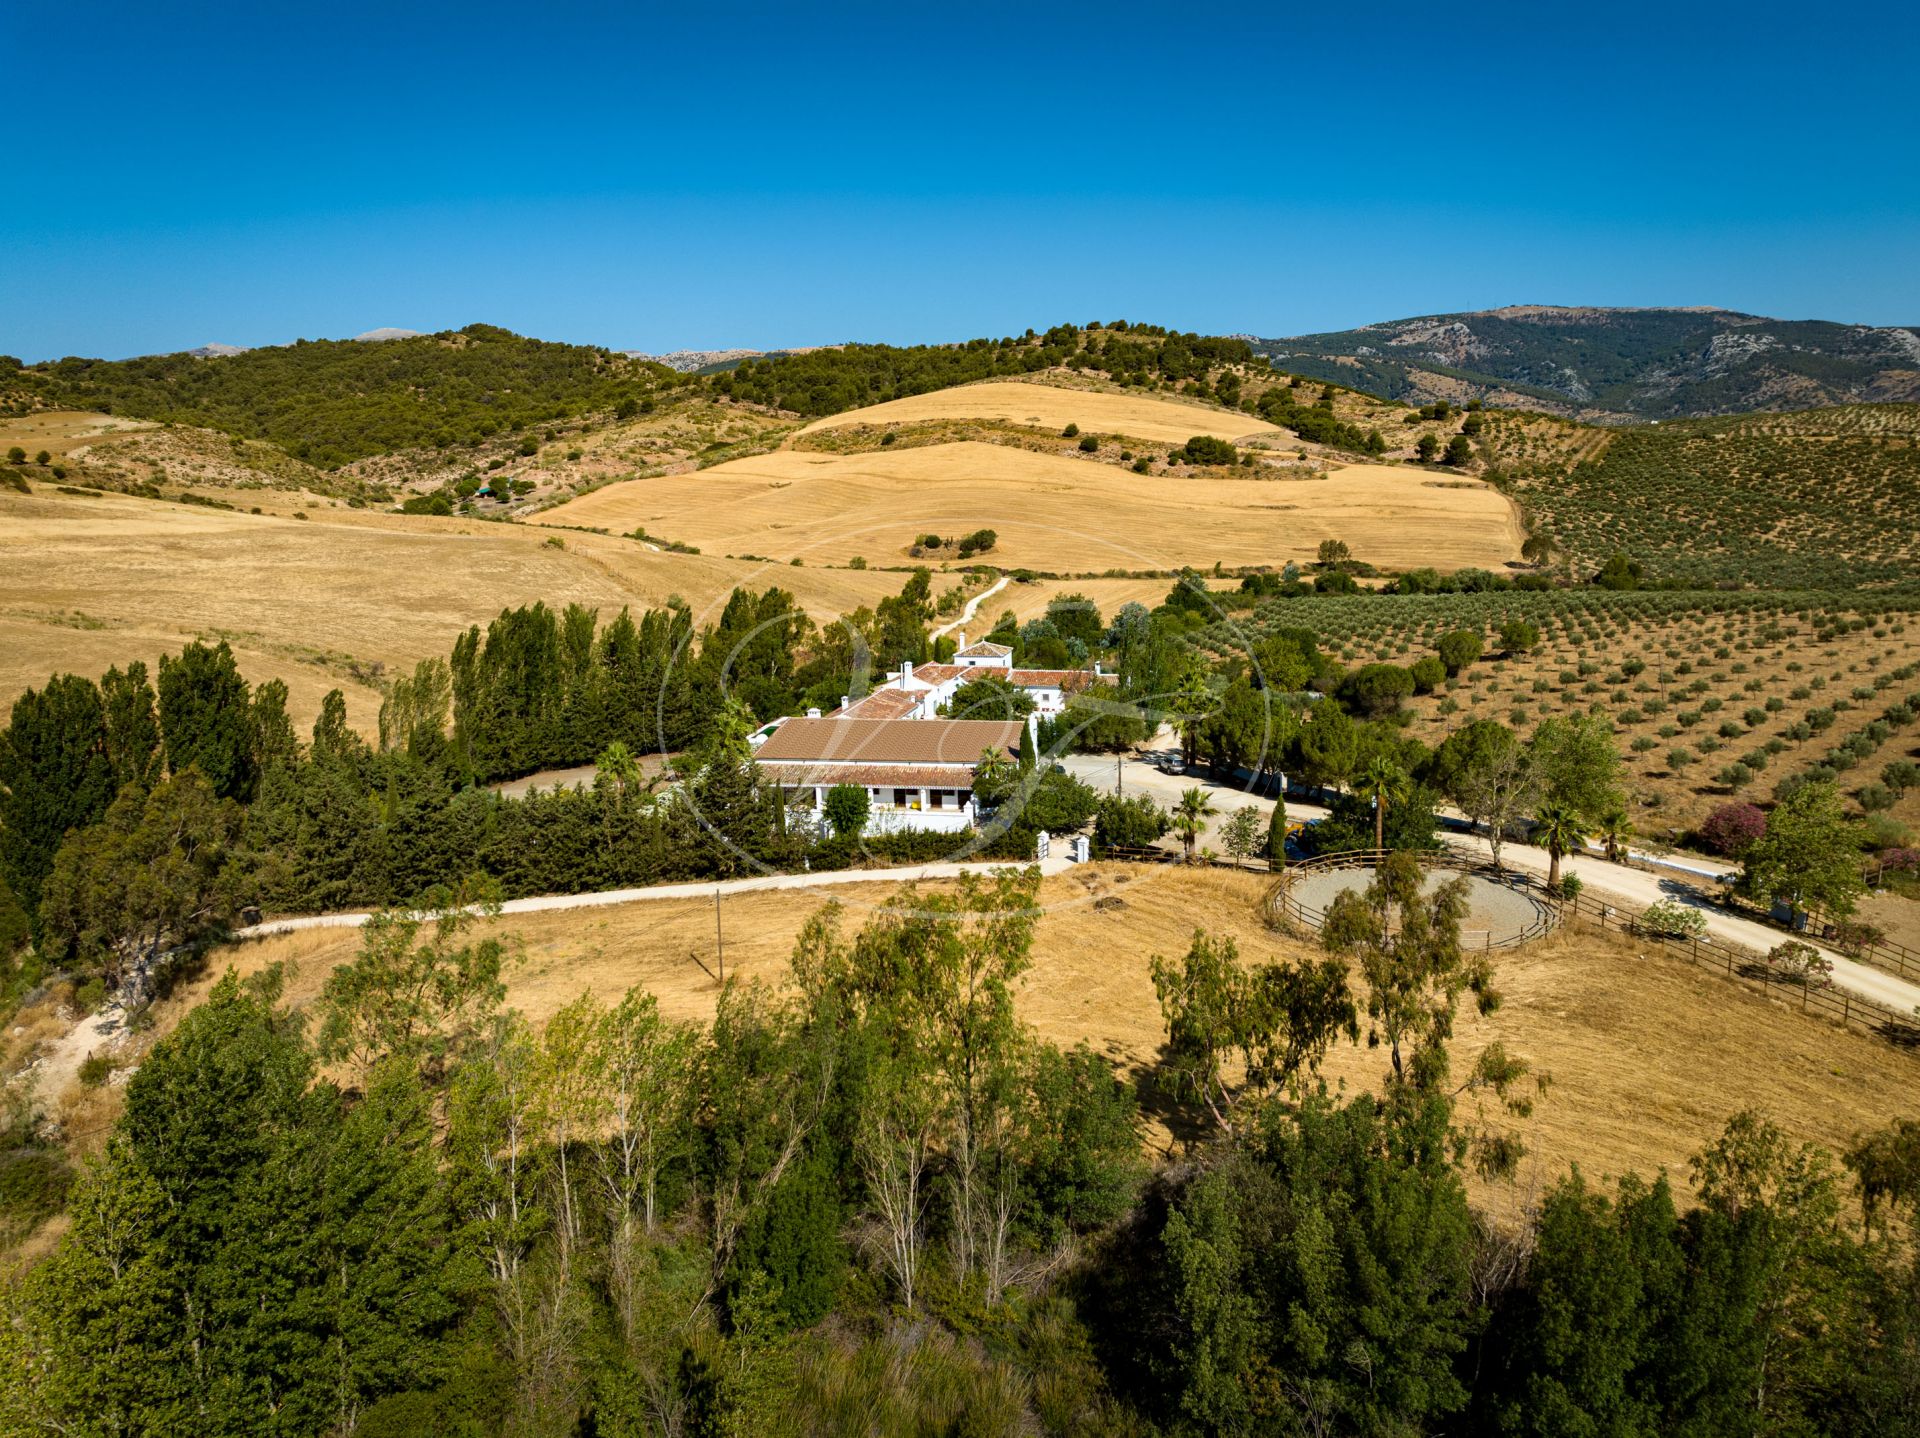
[1268,848,1562,950]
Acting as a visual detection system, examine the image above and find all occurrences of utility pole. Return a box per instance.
[714,886,724,985]
[1117,756,1123,796]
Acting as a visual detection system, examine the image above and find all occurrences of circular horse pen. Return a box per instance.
[1268,848,1561,950]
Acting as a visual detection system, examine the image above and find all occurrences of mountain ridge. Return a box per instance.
[1250,306,1920,419]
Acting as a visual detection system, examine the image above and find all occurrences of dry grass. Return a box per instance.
[0,409,157,457]
[148,865,1920,1202]
[795,379,1284,447]
[538,442,1522,574]
[0,486,904,734]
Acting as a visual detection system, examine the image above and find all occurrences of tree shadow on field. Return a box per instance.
[1656,876,1724,914]
[1133,1043,1220,1156]
[1874,1016,1920,1049]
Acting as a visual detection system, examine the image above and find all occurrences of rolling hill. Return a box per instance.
[537,439,1522,573]
[1250,306,1920,419]
[8,324,670,466]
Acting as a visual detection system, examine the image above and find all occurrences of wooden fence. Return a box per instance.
[1257,845,1920,1054]
[1557,888,1919,1050]
[1263,847,1560,951]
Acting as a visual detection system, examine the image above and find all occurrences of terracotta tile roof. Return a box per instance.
[832,688,925,720]
[754,717,1022,766]
[955,641,1013,659]
[905,663,967,685]
[1002,668,1099,690]
[761,763,980,788]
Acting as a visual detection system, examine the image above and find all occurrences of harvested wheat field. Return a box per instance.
[795,379,1284,447]
[0,487,902,733]
[171,865,1917,1201]
[539,442,1522,573]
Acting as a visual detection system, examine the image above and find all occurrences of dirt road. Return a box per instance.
[1060,737,1920,1017]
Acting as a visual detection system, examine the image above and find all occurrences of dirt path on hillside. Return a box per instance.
[932,574,1009,639]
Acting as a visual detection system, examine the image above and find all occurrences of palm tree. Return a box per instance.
[1172,786,1218,863]
[1595,805,1634,863]
[1354,757,1409,852]
[1533,802,1589,893]
[974,745,1014,803]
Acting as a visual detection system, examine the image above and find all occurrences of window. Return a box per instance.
[894,788,914,808]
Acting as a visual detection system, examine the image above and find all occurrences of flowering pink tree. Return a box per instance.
[1699,802,1766,856]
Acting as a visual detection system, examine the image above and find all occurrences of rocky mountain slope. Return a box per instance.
[1250,306,1920,419]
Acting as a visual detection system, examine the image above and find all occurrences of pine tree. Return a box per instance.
[0,673,113,921]
[157,640,258,801]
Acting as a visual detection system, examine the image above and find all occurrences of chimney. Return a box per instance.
[900,660,913,686]
[958,630,966,650]
[839,695,849,711]
[806,706,821,719]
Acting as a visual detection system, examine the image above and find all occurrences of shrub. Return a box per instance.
[1704,794,1758,852]
[1499,619,1540,655]
[1639,899,1709,939]
[822,783,870,838]
[1858,783,1895,813]
[1883,759,1920,792]
[1408,656,1446,694]
[1436,630,1483,674]
[78,1052,113,1087]
[1338,663,1415,716]
[1061,423,1080,438]
[1078,435,1099,453]
[1094,793,1168,851]
[1180,434,1237,466]
[1766,940,1833,988]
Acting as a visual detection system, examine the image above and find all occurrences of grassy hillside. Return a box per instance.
[11,324,671,466]
[1253,306,1920,419]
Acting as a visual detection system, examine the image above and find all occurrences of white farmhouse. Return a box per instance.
[754,716,1023,836]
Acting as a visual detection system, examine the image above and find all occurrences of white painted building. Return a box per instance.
[825,637,1105,724]
[755,716,1024,836]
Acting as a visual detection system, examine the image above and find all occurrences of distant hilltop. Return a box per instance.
[1250,305,1920,419]
[623,347,766,373]
[174,327,422,360]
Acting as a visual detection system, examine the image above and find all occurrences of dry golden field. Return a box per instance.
[0,409,158,456]
[794,379,1285,447]
[134,865,1919,1200]
[0,486,905,733]
[538,442,1523,574]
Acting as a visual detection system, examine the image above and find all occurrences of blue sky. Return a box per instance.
[4,0,1916,360]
